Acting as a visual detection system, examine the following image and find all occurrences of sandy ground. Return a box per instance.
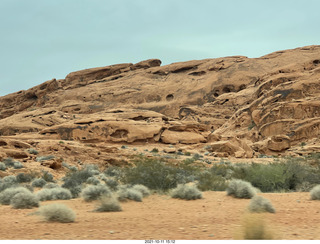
[0,191,319,240]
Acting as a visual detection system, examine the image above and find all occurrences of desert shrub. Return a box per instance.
[248,195,275,213]
[43,183,60,189]
[27,148,39,155]
[38,204,76,223]
[120,157,189,191]
[0,162,6,171]
[104,166,123,178]
[101,177,119,191]
[13,162,24,169]
[63,164,99,186]
[196,170,228,191]
[171,184,202,200]
[226,179,256,199]
[117,187,143,202]
[310,185,320,200]
[94,196,122,212]
[86,176,100,185]
[37,188,72,201]
[2,175,17,185]
[16,173,33,183]
[10,191,39,209]
[81,185,112,202]
[31,178,47,188]
[132,184,151,197]
[61,178,82,198]
[236,160,320,192]
[238,214,274,240]
[36,155,55,162]
[151,148,159,153]
[3,157,16,167]
[41,171,54,182]
[0,187,31,205]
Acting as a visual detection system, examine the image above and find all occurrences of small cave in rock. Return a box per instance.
[0,140,8,146]
[166,94,174,101]
[238,84,246,91]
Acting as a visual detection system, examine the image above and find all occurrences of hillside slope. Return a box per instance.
[1,45,320,164]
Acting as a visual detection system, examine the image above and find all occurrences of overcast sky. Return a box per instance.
[0,0,319,96]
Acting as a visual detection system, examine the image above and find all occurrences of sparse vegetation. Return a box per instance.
[0,162,6,171]
[117,187,143,202]
[310,185,320,200]
[10,191,39,209]
[31,178,47,188]
[171,184,202,200]
[36,155,55,162]
[16,173,33,183]
[86,176,100,185]
[132,184,151,197]
[94,196,122,212]
[0,187,31,205]
[13,162,24,169]
[237,214,274,240]
[27,148,39,155]
[226,179,256,199]
[81,185,112,202]
[37,187,72,201]
[38,204,76,223]
[248,195,276,213]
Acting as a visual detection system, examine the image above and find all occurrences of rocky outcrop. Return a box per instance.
[1,46,320,158]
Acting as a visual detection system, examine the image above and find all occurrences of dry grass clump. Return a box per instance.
[310,185,320,200]
[171,184,202,200]
[10,191,39,209]
[81,185,112,202]
[235,213,275,240]
[36,188,72,201]
[248,195,276,213]
[94,196,122,212]
[132,184,151,197]
[0,187,31,205]
[38,204,76,223]
[226,179,256,199]
[117,186,143,202]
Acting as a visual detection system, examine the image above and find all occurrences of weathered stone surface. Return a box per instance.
[1,45,320,159]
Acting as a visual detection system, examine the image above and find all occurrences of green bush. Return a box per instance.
[13,162,24,169]
[94,196,122,212]
[36,155,55,162]
[117,186,143,202]
[236,160,320,192]
[81,185,112,202]
[31,178,47,188]
[2,175,17,185]
[120,157,188,191]
[43,183,60,189]
[16,173,34,183]
[0,187,31,205]
[10,191,39,209]
[3,158,16,167]
[196,171,228,191]
[37,188,72,201]
[248,195,275,213]
[171,184,202,200]
[226,179,256,199]
[0,162,6,171]
[38,204,76,223]
[27,148,39,155]
[41,171,54,182]
[310,185,320,200]
[86,176,100,185]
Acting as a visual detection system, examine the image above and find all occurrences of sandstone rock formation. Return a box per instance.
[1,45,320,162]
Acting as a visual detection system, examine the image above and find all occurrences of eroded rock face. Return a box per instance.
[1,46,320,158]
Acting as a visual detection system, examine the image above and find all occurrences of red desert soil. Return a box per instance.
[0,191,319,240]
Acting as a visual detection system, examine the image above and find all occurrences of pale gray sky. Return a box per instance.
[0,0,319,96]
